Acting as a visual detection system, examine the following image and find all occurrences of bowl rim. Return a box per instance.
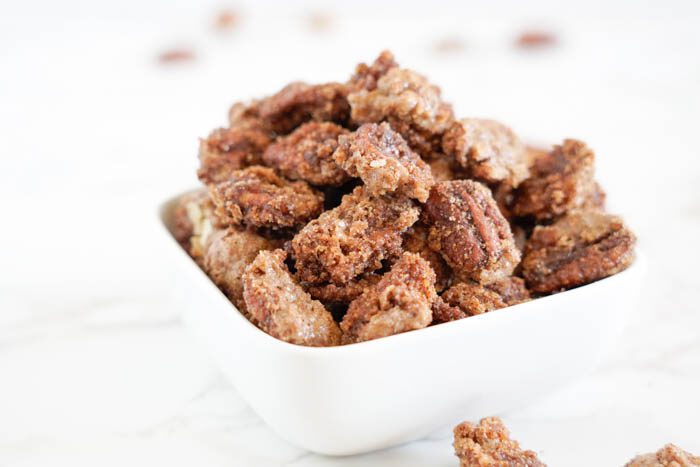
[159,190,646,356]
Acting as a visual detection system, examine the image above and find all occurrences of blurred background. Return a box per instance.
[1,0,699,465]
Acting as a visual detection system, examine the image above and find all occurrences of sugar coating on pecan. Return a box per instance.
[210,166,324,230]
[257,82,350,134]
[522,209,636,294]
[348,50,399,91]
[512,139,597,221]
[333,122,434,201]
[454,417,545,467]
[625,444,700,467]
[243,249,342,346]
[403,223,452,292]
[202,228,283,311]
[263,121,350,186]
[431,296,465,324]
[291,186,419,285]
[442,118,529,188]
[423,180,520,284]
[439,277,530,322]
[348,68,454,159]
[341,252,437,343]
[198,126,271,184]
[305,273,382,306]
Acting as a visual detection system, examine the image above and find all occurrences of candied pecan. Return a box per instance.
[258,82,350,134]
[263,121,350,186]
[348,67,454,159]
[158,48,195,64]
[291,186,419,284]
[210,166,324,230]
[516,31,557,49]
[442,118,529,188]
[512,139,597,221]
[423,180,520,284]
[198,126,271,184]
[341,252,437,343]
[522,209,636,294]
[333,122,434,201]
[440,277,530,320]
[243,249,341,346]
[625,444,700,467]
[172,190,220,260]
[403,223,452,292]
[454,417,545,467]
[202,228,283,311]
[348,50,398,91]
[305,273,382,306]
[431,296,466,324]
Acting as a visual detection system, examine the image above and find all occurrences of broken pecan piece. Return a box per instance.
[348,50,399,91]
[210,166,324,230]
[512,139,597,221]
[522,209,636,294]
[442,118,529,188]
[423,180,520,284]
[333,122,434,201]
[262,121,350,186]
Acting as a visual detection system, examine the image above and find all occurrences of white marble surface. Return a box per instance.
[2,1,700,465]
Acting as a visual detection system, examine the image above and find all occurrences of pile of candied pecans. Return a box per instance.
[173,50,636,347]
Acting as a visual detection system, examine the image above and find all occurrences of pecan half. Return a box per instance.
[522,209,636,293]
[210,166,324,230]
[423,180,520,284]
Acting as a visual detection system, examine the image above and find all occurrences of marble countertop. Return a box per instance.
[2,1,699,465]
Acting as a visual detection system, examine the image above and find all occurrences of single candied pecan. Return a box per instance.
[625,444,700,467]
[522,209,636,294]
[210,166,324,230]
[340,252,437,343]
[512,139,597,221]
[403,223,452,292]
[442,118,529,188]
[258,82,350,134]
[348,67,454,159]
[333,122,434,201]
[439,277,530,322]
[453,417,545,467]
[263,121,350,186]
[291,186,419,285]
[198,126,271,184]
[348,50,399,91]
[243,249,341,346]
[423,180,520,284]
[202,228,283,312]
[172,190,220,260]
[431,296,465,324]
[305,273,382,306]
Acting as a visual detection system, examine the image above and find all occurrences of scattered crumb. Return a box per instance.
[214,9,239,31]
[158,48,196,64]
[516,30,557,49]
[307,11,333,32]
[434,37,466,54]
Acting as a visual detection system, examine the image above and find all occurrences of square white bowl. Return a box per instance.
[159,192,645,456]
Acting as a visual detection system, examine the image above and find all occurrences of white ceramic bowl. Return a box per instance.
[159,192,646,456]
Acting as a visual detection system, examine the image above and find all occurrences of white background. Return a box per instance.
[1,0,700,465]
